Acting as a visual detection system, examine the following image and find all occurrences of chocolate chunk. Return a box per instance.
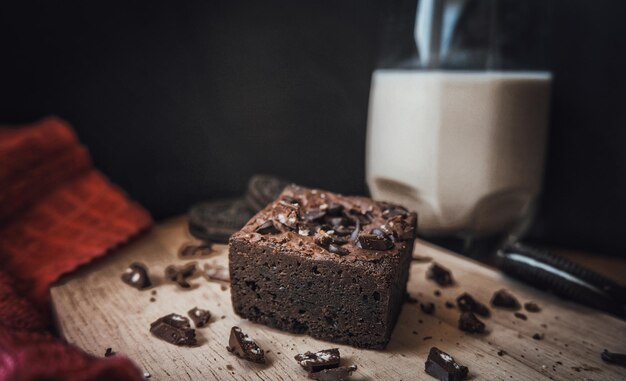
[104,347,115,357]
[188,307,211,328]
[424,347,468,381]
[304,209,327,221]
[255,220,280,234]
[382,206,408,219]
[384,216,416,241]
[426,263,454,287]
[294,348,340,373]
[150,313,196,346]
[420,302,435,315]
[274,202,300,230]
[202,263,230,282]
[178,241,213,258]
[456,293,490,317]
[329,234,349,246]
[601,349,626,367]
[121,262,151,289]
[356,234,394,250]
[458,312,485,333]
[226,326,265,364]
[532,333,544,340]
[189,198,255,243]
[514,312,527,320]
[308,365,357,381]
[491,289,521,310]
[328,243,349,256]
[165,262,198,289]
[524,302,541,313]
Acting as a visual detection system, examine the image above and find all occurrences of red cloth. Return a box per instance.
[0,117,152,381]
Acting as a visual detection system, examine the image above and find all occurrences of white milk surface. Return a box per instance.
[366,70,551,235]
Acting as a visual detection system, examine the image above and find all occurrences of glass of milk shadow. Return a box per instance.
[366,0,551,252]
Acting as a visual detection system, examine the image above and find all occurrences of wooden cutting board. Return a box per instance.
[51,217,626,380]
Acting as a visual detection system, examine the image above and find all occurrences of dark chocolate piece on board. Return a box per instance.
[458,312,486,333]
[524,302,541,313]
[165,262,198,289]
[227,326,265,364]
[188,307,211,328]
[420,302,435,315]
[149,313,197,346]
[294,348,341,373]
[532,333,544,340]
[456,293,490,317]
[308,365,357,381]
[188,198,254,243]
[426,263,454,287]
[121,262,151,289]
[245,175,291,211]
[425,347,469,381]
[491,289,521,310]
[601,349,626,367]
[104,347,114,357]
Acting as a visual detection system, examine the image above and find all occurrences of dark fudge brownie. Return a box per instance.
[229,185,417,349]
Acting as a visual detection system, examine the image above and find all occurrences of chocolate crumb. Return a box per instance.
[434,290,441,297]
[497,350,506,356]
[456,293,490,317]
[178,241,212,258]
[491,289,521,310]
[188,307,211,328]
[426,263,454,287]
[514,312,527,321]
[226,364,234,371]
[524,302,541,313]
[149,297,156,302]
[420,302,435,315]
[458,312,486,333]
[104,347,115,357]
[121,262,151,290]
[532,333,544,340]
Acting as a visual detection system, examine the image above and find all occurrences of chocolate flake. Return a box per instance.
[601,349,626,367]
[328,243,349,256]
[104,347,115,357]
[294,348,341,373]
[424,347,468,381]
[255,220,280,234]
[149,313,197,346]
[308,365,357,381]
[524,302,541,313]
[491,289,521,310]
[420,302,435,315]
[458,312,485,333]
[227,326,265,364]
[188,307,211,328]
[456,293,490,317]
[121,262,151,290]
[303,209,327,221]
[426,263,454,287]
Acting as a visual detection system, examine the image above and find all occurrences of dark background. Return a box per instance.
[1,1,625,255]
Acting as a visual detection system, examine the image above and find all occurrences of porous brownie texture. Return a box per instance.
[229,185,417,349]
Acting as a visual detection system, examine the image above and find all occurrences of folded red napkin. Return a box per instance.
[0,117,152,381]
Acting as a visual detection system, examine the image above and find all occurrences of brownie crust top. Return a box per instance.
[231,185,417,263]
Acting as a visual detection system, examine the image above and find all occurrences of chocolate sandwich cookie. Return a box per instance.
[188,198,254,243]
[245,174,291,211]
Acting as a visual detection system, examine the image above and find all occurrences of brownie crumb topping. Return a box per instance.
[250,189,416,258]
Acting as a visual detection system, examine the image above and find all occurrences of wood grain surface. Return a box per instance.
[51,217,626,380]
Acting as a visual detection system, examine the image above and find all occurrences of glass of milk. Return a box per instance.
[366,0,551,240]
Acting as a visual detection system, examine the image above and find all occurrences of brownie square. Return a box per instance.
[229,185,417,349]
